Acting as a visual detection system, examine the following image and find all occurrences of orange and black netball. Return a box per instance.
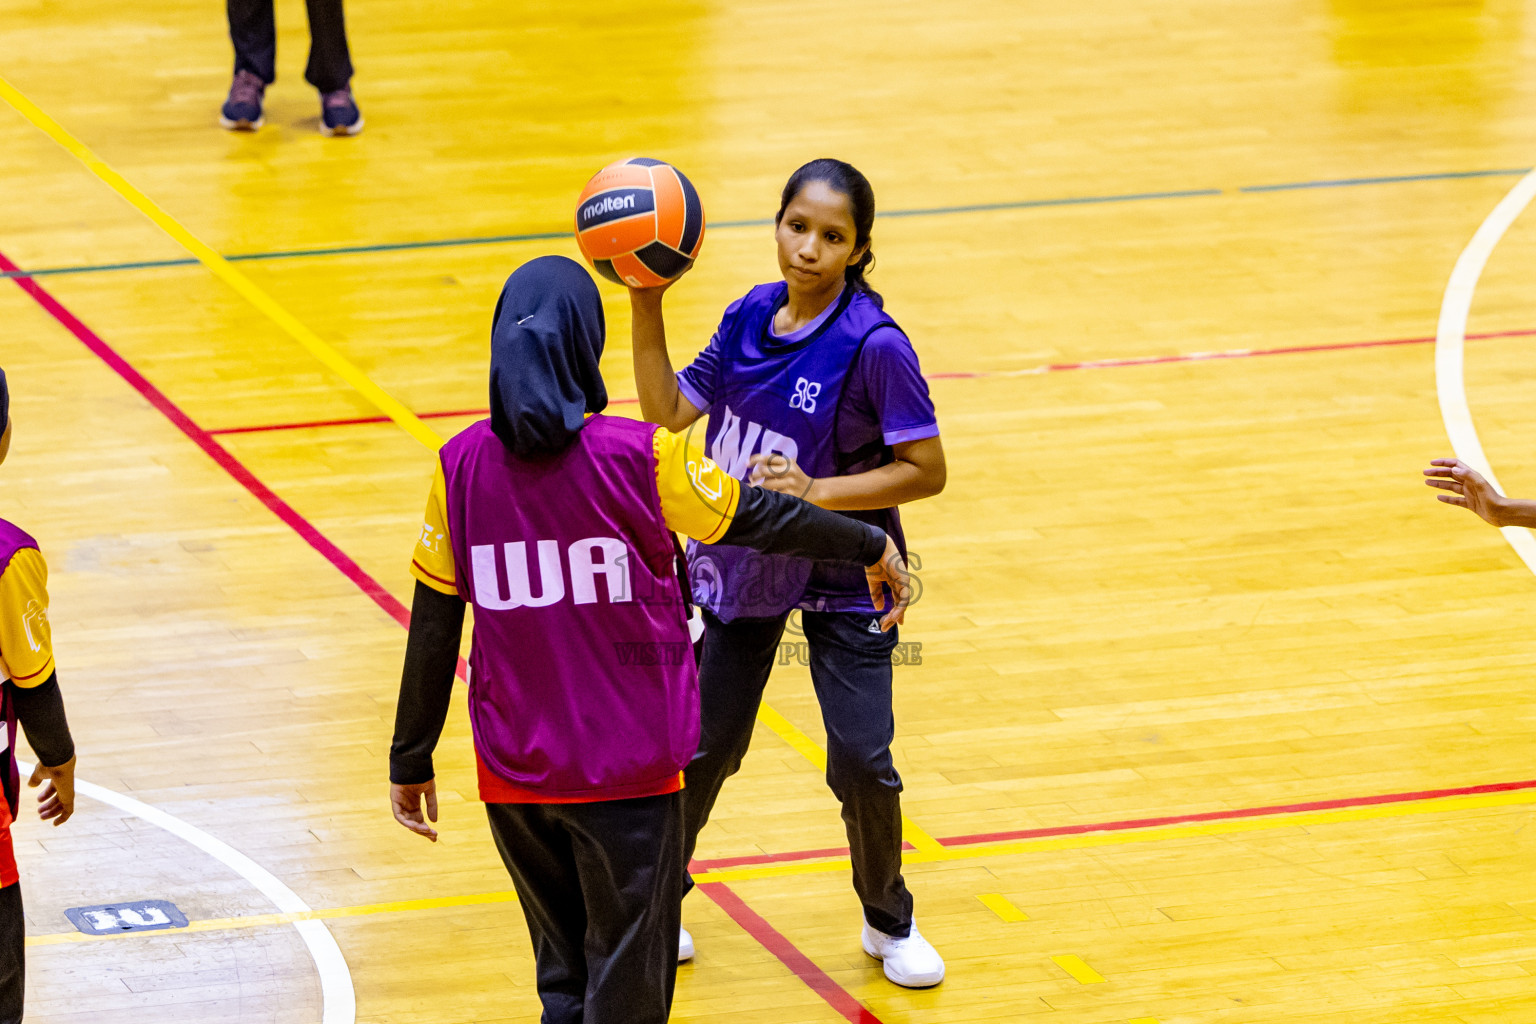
[574,158,705,288]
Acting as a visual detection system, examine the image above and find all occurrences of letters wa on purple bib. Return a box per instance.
[440,417,698,799]
[682,284,911,622]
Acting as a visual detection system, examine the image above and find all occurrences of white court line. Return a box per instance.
[1435,168,1536,574]
[18,760,356,1024]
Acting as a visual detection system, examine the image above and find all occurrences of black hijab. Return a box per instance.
[0,369,8,434]
[488,256,608,458]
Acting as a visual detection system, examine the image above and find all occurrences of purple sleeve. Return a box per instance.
[860,327,939,445]
[675,297,744,414]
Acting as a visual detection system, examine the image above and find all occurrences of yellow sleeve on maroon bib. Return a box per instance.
[652,427,739,544]
[0,547,55,687]
[410,462,458,596]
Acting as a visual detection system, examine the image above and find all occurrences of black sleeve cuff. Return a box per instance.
[855,523,887,566]
[389,754,437,786]
[11,673,75,768]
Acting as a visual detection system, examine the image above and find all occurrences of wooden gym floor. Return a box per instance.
[5,0,1536,1021]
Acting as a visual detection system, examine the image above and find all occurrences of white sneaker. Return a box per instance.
[678,925,695,962]
[861,918,944,987]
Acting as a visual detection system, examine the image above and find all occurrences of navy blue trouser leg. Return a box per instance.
[681,609,913,937]
[227,0,353,91]
[803,610,913,938]
[300,0,354,93]
[680,611,787,877]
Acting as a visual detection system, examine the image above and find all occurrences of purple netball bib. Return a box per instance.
[686,284,900,622]
[441,417,698,797]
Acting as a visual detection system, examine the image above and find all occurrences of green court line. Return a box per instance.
[3,167,1526,282]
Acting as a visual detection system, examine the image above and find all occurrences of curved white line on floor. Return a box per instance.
[18,760,356,1023]
[1435,168,1536,574]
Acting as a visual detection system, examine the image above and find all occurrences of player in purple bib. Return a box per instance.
[628,159,948,986]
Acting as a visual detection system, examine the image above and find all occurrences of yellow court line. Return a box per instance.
[0,72,954,860]
[25,889,521,947]
[1052,954,1106,984]
[1129,1018,1162,1024]
[753,703,948,857]
[0,71,946,855]
[977,892,1029,922]
[0,74,442,451]
[31,782,1536,948]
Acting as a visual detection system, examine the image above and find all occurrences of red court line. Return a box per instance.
[15,246,1536,1014]
[208,397,640,436]
[691,776,1536,874]
[1018,326,1536,374]
[699,882,885,1024]
[693,840,914,873]
[202,328,1536,436]
[4,247,869,1021]
[209,407,488,436]
[0,248,412,630]
[940,775,1536,848]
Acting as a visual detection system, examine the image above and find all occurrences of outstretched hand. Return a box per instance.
[1424,457,1507,526]
[391,780,439,842]
[866,535,911,632]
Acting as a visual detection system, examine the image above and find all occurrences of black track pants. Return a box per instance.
[681,609,914,937]
[486,793,683,1024]
[0,883,21,1024]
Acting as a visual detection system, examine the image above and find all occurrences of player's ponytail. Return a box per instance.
[776,158,884,309]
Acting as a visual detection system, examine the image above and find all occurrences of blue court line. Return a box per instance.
[1,168,1525,281]
[1240,168,1531,192]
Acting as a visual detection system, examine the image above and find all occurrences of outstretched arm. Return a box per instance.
[628,285,705,432]
[1424,457,1536,528]
[718,486,910,630]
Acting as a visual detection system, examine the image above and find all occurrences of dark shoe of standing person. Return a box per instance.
[220,69,266,131]
[320,85,364,137]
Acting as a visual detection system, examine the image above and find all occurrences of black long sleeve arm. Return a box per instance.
[718,485,888,564]
[389,581,467,785]
[12,672,75,768]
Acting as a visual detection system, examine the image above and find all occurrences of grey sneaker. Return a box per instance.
[320,85,363,136]
[220,69,265,131]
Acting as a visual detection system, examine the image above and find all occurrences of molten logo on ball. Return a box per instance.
[580,193,637,221]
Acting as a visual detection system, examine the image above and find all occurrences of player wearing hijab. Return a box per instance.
[0,369,79,1024]
[627,159,947,987]
[388,256,910,1024]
